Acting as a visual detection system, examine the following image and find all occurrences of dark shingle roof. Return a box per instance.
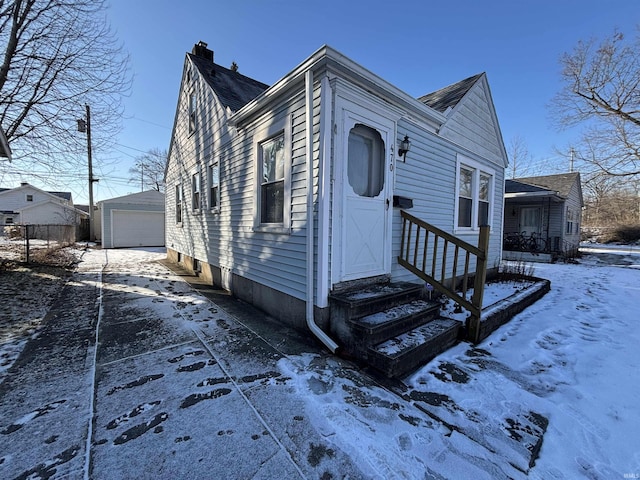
[505,179,551,195]
[418,73,484,113]
[511,172,580,199]
[189,54,269,112]
[48,191,72,201]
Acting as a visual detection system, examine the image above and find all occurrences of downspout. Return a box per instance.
[305,69,339,353]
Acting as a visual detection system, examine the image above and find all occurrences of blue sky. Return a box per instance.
[81,0,638,203]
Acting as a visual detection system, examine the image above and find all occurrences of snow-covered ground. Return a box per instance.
[405,247,640,478]
[0,244,638,479]
[285,246,640,479]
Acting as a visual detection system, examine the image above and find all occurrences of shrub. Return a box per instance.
[602,224,640,244]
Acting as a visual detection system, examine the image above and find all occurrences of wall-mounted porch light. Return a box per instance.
[398,135,411,162]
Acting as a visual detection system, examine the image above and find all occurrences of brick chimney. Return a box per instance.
[192,41,213,62]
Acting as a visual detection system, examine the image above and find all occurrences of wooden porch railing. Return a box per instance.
[398,210,490,343]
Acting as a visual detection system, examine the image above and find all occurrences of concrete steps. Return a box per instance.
[329,281,462,378]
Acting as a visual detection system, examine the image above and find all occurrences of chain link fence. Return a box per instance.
[0,224,84,264]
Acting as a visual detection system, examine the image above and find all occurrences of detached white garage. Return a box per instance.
[98,190,165,248]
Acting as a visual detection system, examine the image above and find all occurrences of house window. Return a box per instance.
[458,166,473,228]
[456,156,494,231]
[175,185,182,223]
[192,172,201,211]
[209,162,219,211]
[259,133,285,224]
[188,92,196,134]
[566,207,574,234]
[347,124,384,197]
[26,194,33,202]
[5,217,13,224]
[254,117,291,232]
[478,173,490,226]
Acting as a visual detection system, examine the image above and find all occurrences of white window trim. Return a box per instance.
[252,116,292,234]
[25,194,34,202]
[175,183,183,226]
[454,154,495,233]
[208,159,220,213]
[188,91,197,135]
[191,170,201,212]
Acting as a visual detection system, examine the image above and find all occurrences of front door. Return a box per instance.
[336,107,394,282]
[520,206,541,236]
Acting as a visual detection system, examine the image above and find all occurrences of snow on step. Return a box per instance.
[373,318,460,358]
[356,300,433,327]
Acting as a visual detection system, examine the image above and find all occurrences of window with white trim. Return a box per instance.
[455,156,494,230]
[566,207,574,234]
[347,124,385,197]
[208,161,219,211]
[192,172,201,211]
[260,133,284,223]
[253,117,291,232]
[188,92,196,134]
[175,184,182,224]
[26,194,33,202]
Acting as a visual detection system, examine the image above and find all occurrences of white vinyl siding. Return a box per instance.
[436,77,507,168]
[165,55,319,302]
[391,121,504,284]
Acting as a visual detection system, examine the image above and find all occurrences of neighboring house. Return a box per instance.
[165,42,508,370]
[97,190,165,248]
[0,182,87,226]
[504,172,583,260]
[0,127,11,162]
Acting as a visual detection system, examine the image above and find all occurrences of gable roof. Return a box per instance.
[18,198,88,217]
[511,172,581,199]
[418,73,484,113]
[0,183,73,203]
[189,53,269,112]
[98,189,164,205]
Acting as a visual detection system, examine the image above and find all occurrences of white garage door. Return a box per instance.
[111,210,165,248]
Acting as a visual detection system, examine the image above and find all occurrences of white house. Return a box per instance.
[0,182,87,227]
[165,42,508,374]
[97,190,165,248]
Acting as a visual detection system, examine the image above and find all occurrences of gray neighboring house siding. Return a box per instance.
[165,43,509,332]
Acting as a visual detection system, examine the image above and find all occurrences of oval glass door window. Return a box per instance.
[347,124,384,197]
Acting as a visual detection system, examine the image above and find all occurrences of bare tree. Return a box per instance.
[0,0,130,173]
[552,27,640,180]
[128,148,167,192]
[507,135,534,178]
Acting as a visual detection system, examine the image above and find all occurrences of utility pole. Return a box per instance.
[569,147,575,173]
[77,104,98,242]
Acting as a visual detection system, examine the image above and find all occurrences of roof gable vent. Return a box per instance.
[192,41,213,62]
